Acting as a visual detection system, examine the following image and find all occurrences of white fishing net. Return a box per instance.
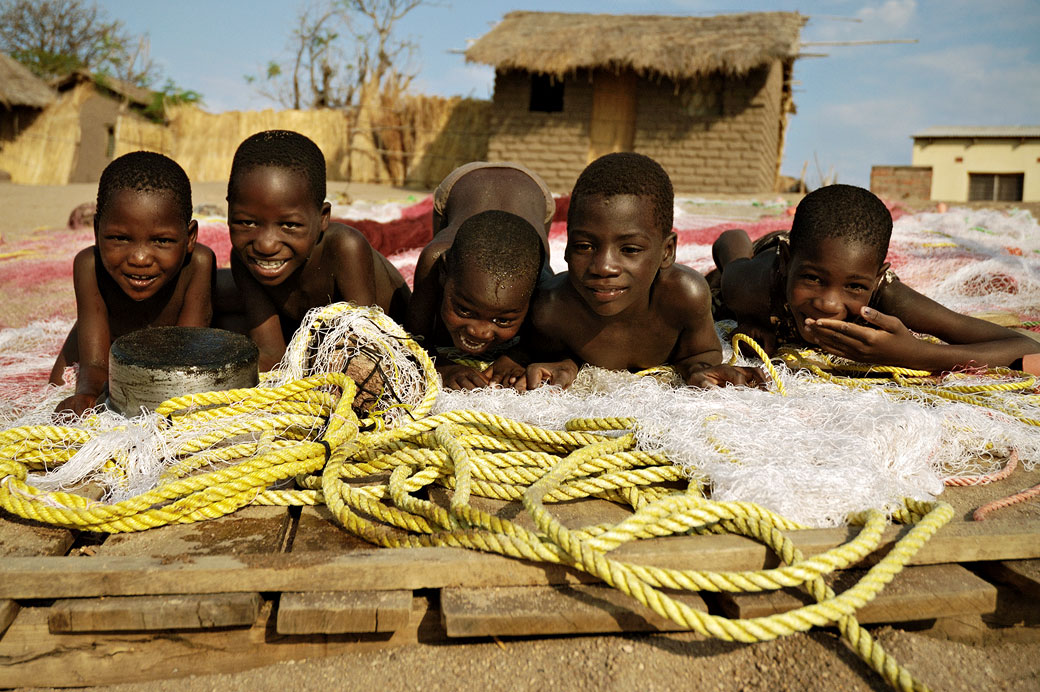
[5,304,433,503]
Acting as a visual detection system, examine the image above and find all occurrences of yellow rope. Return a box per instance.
[9,308,1025,691]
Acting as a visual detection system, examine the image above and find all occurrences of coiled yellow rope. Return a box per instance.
[0,309,999,691]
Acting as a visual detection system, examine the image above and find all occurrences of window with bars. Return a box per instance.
[968,173,1024,201]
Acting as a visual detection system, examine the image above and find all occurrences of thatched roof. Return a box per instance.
[53,69,153,108]
[0,52,55,109]
[465,11,807,81]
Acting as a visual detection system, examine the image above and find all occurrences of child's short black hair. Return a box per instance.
[568,152,674,236]
[96,151,192,228]
[789,184,893,266]
[228,130,326,209]
[443,210,542,293]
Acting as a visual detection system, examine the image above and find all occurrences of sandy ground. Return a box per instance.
[3,180,1040,691]
[0,180,425,244]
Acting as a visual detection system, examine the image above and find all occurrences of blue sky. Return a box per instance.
[96,0,1040,188]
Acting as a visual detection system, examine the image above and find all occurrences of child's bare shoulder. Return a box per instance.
[325,222,371,254]
[658,264,711,307]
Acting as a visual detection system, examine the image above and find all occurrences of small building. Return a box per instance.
[0,52,55,146]
[0,68,160,185]
[52,70,158,183]
[465,11,807,193]
[909,127,1040,202]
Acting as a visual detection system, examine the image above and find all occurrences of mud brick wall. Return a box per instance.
[634,60,782,194]
[486,62,784,194]
[870,165,933,201]
[486,69,593,193]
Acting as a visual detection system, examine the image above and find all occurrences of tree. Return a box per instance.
[0,0,202,119]
[247,0,423,111]
[0,0,156,85]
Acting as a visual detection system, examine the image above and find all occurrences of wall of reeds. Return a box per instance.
[0,89,490,187]
[0,84,87,185]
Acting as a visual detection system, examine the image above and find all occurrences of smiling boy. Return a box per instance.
[519,152,764,390]
[227,130,409,371]
[50,152,215,415]
[423,209,543,389]
[712,184,1040,370]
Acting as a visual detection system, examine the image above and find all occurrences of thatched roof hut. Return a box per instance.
[466,11,806,81]
[464,11,807,193]
[0,52,55,110]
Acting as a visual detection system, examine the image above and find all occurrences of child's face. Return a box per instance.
[564,194,675,317]
[95,190,196,301]
[786,236,886,342]
[228,166,328,287]
[439,267,530,355]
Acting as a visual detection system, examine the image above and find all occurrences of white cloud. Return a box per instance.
[857,0,917,31]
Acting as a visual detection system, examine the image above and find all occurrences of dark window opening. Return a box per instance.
[105,125,116,158]
[969,173,1024,202]
[530,74,563,112]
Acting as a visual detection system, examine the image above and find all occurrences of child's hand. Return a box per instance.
[485,355,526,388]
[54,392,100,417]
[686,364,768,389]
[805,306,916,365]
[438,363,491,390]
[518,360,578,392]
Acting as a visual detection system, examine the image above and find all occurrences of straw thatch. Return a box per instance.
[465,11,807,80]
[53,70,153,109]
[0,82,89,183]
[0,53,55,109]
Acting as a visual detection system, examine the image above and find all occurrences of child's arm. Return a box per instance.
[806,281,1040,371]
[176,245,215,327]
[712,228,754,270]
[230,253,286,371]
[55,249,111,415]
[669,270,766,388]
[716,235,780,355]
[403,244,444,343]
[329,228,379,308]
[511,281,580,391]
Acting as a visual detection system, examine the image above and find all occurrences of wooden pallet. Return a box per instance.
[1,467,1038,688]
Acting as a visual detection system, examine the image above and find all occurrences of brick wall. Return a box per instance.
[870,165,933,201]
[487,69,592,193]
[486,62,785,194]
[635,60,782,194]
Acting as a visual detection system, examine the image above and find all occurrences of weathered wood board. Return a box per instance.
[277,590,412,634]
[441,584,708,638]
[33,506,291,633]
[718,564,997,624]
[0,597,438,689]
[1,517,1038,600]
[48,593,262,633]
[980,559,1040,600]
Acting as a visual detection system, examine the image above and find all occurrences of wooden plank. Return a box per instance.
[427,487,635,533]
[0,596,440,689]
[0,600,17,638]
[48,593,262,633]
[96,505,290,558]
[53,505,291,632]
[718,564,996,624]
[980,559,1040,600]
[290,506,376,552]
[277,590,411,634]
[0,517,1038,600]
[442,584,708,638]
[0,511,76,558]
